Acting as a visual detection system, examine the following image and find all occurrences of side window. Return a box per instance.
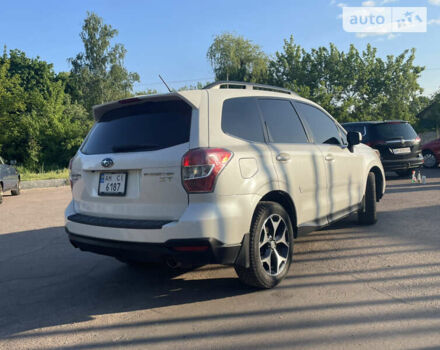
[221,98,265,142]
[258,99,308,144]
[294,102,342,145]
[338,126,348,145]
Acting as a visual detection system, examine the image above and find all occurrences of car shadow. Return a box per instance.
[0,226,254,338]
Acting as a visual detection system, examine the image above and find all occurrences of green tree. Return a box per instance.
[416,90,440,136]
[0,55,25,157]
[68,12,140,114]
[178,82,207,91]
[207,33,268,82]
[269,36,425,123]
[0,50,91,170]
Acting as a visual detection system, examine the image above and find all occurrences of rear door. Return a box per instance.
[72,98,193,221]
[258,98,329,226]
[371,122,421,160]
[294,102,363,220]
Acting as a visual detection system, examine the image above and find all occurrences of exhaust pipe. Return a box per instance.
[166,258,182,269]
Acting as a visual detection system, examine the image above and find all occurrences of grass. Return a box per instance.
[17,167,69,181]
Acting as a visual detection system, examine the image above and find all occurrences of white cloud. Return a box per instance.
[337,2,347,7]
[362,1,376,6]
[428,18,440,25]
[380,0,398,4]
[337,13,343,19]
[429,0,440,6]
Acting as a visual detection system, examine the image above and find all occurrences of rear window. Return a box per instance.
[373,123,417,140]
[343,124,367,137]
[81,100,192,155]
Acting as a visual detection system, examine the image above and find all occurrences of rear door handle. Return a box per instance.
[276,153,291,162]
[325,155,334,162]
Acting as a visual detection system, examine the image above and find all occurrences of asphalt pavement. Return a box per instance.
[1,169,440,349]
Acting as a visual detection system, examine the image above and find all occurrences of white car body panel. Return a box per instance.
[66,86,385,250]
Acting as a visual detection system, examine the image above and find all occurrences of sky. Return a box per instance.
[1,0,440,95]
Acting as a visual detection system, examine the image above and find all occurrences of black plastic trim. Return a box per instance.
[66,229,242,265]
[67,213,172,229]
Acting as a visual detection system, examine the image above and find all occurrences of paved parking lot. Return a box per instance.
[1,169,440,349]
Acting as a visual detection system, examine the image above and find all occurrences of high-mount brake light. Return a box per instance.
[118,97,141,104]
[181,148,232,193]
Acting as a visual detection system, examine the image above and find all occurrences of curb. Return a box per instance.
[21,179,69,190]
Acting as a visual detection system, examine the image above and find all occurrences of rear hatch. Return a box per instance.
[369,122,421,160]
[71,97,192,221]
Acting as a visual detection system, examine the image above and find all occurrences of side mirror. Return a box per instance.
[347,131,362,152]
[10,160,17,166]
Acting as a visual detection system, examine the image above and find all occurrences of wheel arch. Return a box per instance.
[256,190,298,238]
[369,166,384,201]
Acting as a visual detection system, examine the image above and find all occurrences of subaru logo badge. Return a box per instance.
[101,158,114,168]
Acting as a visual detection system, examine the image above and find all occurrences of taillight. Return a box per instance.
[415,136,421,143]
[69,157,81,190]
[181,148,232,193]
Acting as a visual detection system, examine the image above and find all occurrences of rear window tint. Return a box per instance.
[343,124,367,137]
[221,98,265,142]
[373,123,417,140]
[81,100,192,155]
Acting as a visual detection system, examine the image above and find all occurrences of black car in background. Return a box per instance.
[342,121,423,177]
[0,156,20,203]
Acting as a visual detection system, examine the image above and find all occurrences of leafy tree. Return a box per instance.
[416,90,440,135]
[0,55,25,157]
[178,82,207,91]
[132,89,158,96]
[68,12,140,114]
[268,36,425,123]
[0,50,91,170]
[207,33,268,82]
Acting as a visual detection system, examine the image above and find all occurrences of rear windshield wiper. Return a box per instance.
[112,144,161,153]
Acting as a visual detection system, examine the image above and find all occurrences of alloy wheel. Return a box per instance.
[259,214,290,276]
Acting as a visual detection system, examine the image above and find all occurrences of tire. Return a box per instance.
[235,201,294,289]
[358,172,377,225]
[423,151,438,168]
[11,180,21,196]
[396,169,412,177]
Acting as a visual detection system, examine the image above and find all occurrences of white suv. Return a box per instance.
[65,82,385,288]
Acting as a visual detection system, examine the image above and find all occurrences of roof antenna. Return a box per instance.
[158,74,172,92]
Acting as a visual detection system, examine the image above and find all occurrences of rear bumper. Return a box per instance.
[65,193,257,245]
[67,229,245,265]
[381,156,423,171]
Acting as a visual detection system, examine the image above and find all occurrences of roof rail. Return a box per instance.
[203,81,297,96]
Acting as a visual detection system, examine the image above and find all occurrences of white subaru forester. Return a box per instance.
[65,82,385,289]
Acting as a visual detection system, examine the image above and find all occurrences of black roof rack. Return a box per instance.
[203,81,297,96]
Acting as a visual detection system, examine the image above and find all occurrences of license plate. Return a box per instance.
[391,147,411,155]
[98,173,127,196]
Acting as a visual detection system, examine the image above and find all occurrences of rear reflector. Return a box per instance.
[181,148,232,193]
